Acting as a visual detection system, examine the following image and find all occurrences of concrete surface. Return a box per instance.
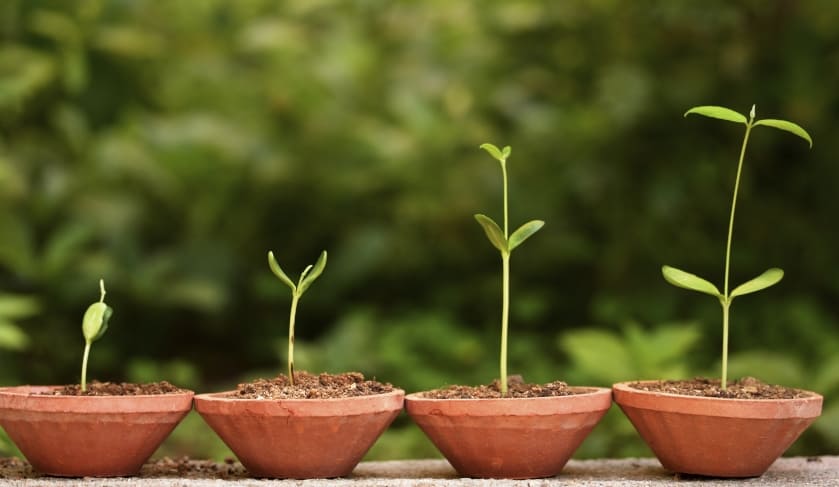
[0,456,837,486]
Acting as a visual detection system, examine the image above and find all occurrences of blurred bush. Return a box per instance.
[1,0,837,458]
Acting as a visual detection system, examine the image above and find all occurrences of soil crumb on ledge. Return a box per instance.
[42,381,187,396]
[628,377,813,399]
[421,375,580,399]
[230,371,394,399]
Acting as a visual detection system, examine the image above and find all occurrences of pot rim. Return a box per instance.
[612,380,823,418]
[0,385,195,397]
[0,385,195,414]
[405,385,610,401]
[404,386,612,416]
[194,387,405,402]
[194,388,405,417]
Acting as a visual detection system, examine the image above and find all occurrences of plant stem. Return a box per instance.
[721,118,753,390]
[501,163,509,237]
[500,253,510,396]
[721,302,730,389]
[500,157,510,397]
[81,341,91,392]
[288,293,300,386]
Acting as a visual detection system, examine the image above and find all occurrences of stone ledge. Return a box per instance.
[0,457,836,486]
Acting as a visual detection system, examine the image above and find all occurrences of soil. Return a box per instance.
[420,375,579,399]
[41,381,187,396]
[228,371,394,399]
[0,456,250,480]
[628,377,813,399]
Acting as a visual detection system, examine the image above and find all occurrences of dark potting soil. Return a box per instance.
[0,456,249,480]
[139,457,248,479]
[420,374,579,399]
[628,377,812,399]
[229,371,394,399]
[42,380,187,396]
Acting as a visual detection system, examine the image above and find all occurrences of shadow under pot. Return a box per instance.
[404,387,612,479]
[612,381,823,478]
[194,389,404,479]
[0,385,194,477]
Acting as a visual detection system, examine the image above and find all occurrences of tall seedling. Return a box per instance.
[662,105,812,389]
[475,143,544,396]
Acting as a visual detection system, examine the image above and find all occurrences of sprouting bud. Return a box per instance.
[82,279,113,343]
[749,104,756,121]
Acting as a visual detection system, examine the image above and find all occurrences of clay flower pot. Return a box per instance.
[404,387,612,479]
[0,385,194,477]
[194,389,404,478]
[612,381,823,477]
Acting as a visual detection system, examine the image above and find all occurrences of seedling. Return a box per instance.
[80,279,112,392]
[268,250,327,386]
[662,105,812,389]
[475,143,544,396]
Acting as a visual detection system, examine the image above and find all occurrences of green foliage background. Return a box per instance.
[1,0,838,460]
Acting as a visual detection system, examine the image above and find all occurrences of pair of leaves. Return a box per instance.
[684,105,813,148]
[268,250,327,297]
[479,143,511,166]
[661,265,784,303]
[474,214,544,255]
[82,279,112,344]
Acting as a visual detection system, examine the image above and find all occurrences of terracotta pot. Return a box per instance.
[0,385,194,477]
[194,389,404,478]
[612,381,823,477]
[404,387,612,479]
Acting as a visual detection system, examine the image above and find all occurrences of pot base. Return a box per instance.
[0,385,194,477]
[194,389,405,479]
[405,387,612,479]
[613,381,823,478]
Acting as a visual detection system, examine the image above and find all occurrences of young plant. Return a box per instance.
[80,279,112,392]
[475,143,545,396]
[268,250,327,386]
[662,105,812,389]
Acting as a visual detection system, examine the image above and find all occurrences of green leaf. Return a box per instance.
[479,143,503,160]
[0,320,29,350]
[754,119,813,148]
[508,220,544,252]
[730,268,784,299]
[662,265,722,297]
[0,295,39,320]
[298,250,327,295]
[474,214,508,253]
[268,251,296,291]
[684,106,747,125]
[479,143,508,165]
[82,302,112,343]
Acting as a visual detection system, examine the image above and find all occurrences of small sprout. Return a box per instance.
[475,143,544,396]
[268,250,327,386]
[80,279,113,392]
[664,105,812,389]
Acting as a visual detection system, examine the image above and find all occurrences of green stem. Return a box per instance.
[288,293,300,386]
[724,124,753,298]
[81,341,91,392]
[501,163,509,237]
[500,253,510,396]
[721,302,729,389]
[720,119,753,390]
